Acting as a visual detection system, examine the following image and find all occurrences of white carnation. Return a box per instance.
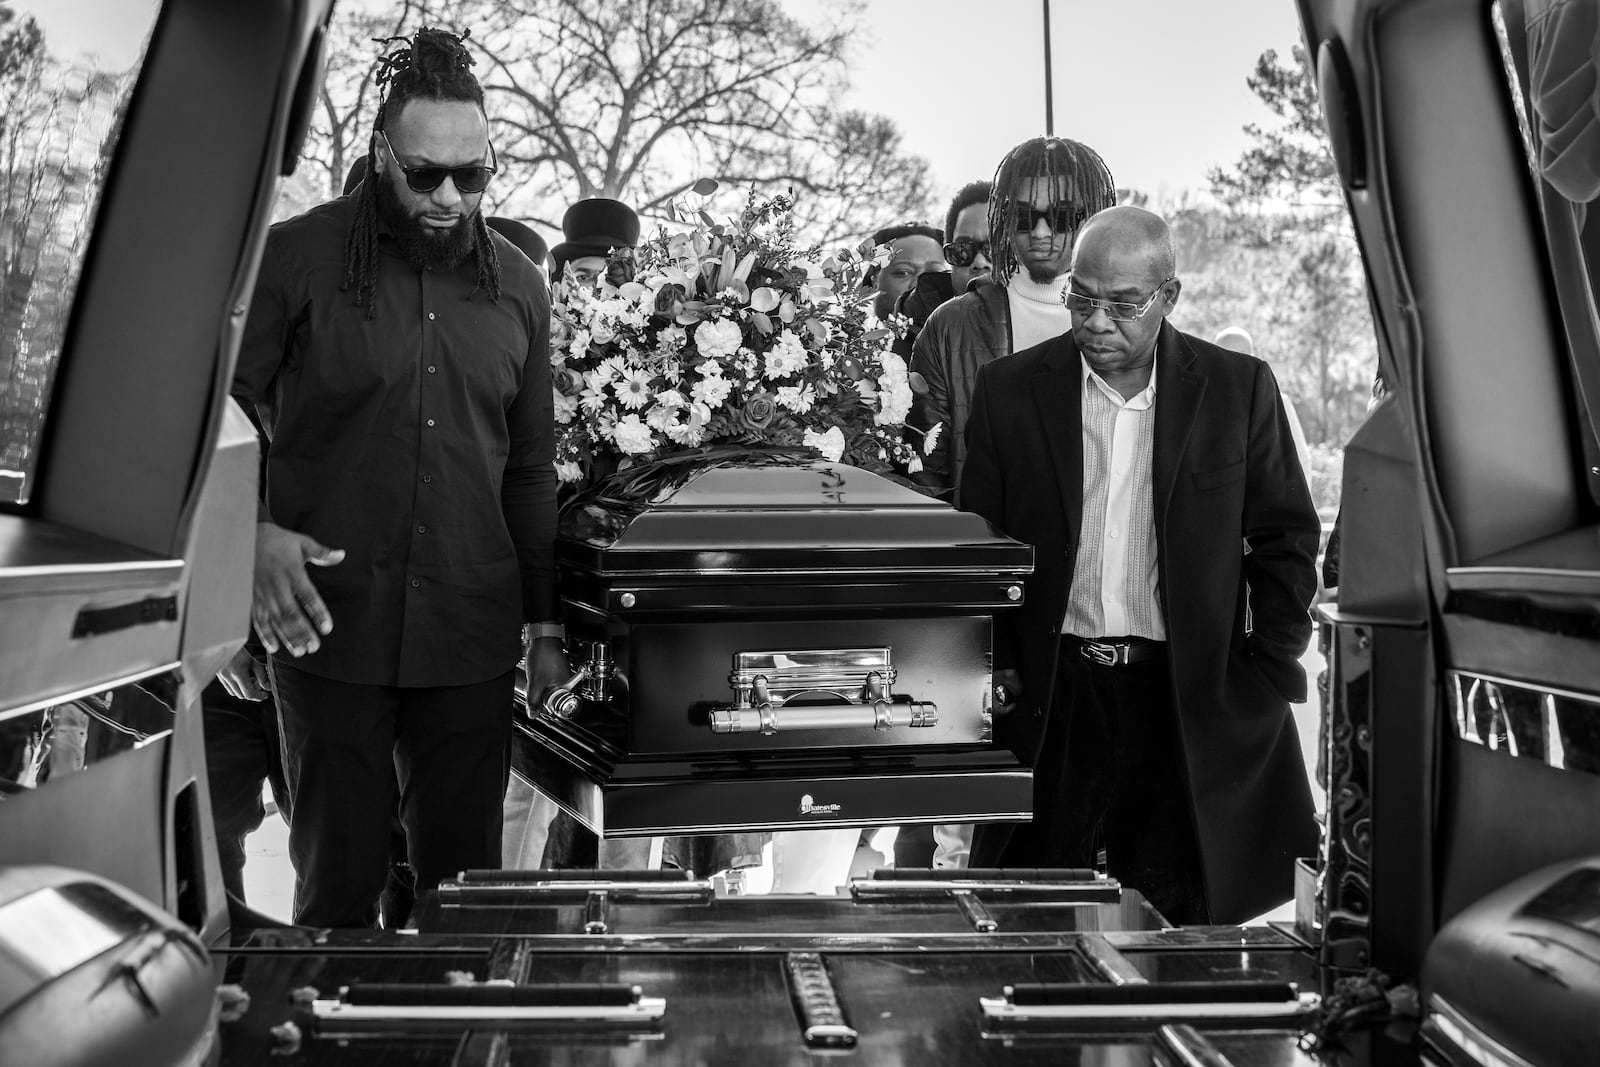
[877,350,909,384]
[612,413,656,454]
[803,425,846,462]
[552,389,580,425]
[874,379,913,425]
[695,318,744,360]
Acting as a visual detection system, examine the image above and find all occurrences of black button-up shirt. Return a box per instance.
[234,197,556,687]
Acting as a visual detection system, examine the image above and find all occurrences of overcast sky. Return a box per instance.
[825,0,1310,211]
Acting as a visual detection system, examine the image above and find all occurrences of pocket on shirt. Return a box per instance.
[1191,459,1244,492]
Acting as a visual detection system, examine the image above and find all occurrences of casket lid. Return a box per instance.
[558,461,1032,577]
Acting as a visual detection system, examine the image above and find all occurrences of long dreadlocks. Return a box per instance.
[341,26,501,318]
[987,137,1116,287]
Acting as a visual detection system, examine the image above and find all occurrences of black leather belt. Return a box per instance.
[1067,636,1167,667]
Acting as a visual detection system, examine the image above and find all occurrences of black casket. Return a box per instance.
[513,460,1036,837]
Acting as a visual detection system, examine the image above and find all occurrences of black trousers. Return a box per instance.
[202,680,289,905]
[1000,646,1210,925]
[271,660,513,928]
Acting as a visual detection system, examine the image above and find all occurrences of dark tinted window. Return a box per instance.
[0,0,161,505]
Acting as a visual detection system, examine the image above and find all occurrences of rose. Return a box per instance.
[653,282,687,319]
[605,250,636,288]
[736,392,777,431]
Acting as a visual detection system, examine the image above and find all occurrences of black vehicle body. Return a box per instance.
[2,0,1599,1064]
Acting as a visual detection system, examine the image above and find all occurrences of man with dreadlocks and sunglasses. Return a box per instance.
[233,27,569,928]
[909,137,1116,506]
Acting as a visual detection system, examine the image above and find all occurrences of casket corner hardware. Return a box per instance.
[539,640,616,720]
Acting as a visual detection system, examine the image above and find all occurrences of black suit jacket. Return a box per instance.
[961,322,1320,923]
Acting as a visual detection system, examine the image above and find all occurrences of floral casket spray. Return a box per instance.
[513,191,1036,838]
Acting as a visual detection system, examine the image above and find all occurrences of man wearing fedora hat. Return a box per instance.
[551,197,640,289]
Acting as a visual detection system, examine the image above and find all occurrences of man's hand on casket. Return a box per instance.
[524,636,571,715]
[991,668,1023,716]
[252,521,345,657]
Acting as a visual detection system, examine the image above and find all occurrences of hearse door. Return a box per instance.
[1299,0,1600,976]
[0,0,330,945]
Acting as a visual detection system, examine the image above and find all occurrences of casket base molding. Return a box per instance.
[512,718,1032,838]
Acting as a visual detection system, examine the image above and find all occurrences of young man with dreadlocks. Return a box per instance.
[232,27,569,928]
[909,138,1116,505]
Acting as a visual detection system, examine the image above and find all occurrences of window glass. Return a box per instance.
[1493,0,1600,507]
[0,0,161,506]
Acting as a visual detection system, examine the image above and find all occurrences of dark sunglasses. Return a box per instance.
[1008,202,1087,234]
[379,130,497,194]
[942,237,992,267]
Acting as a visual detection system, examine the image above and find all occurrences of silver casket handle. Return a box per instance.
[533,642,616,720]
[709,699,938,735]
[707,648,938,736]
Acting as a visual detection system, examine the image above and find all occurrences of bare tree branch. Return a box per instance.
[276,0,932,242]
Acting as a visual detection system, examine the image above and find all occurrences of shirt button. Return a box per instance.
[422,474,432,483]
[427,365,437,374]
[428,312,436,321]
[1109,528,1120,539]
[417,525,427,534]
[426,418,435,427]
[410,578,420,588]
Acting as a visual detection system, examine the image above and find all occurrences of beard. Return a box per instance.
[375,176,478,271]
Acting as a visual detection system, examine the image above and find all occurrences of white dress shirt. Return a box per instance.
[1063,357,1166,640]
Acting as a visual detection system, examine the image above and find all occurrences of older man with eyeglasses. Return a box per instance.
[959,205,1321,926]
[909,138,1116,505]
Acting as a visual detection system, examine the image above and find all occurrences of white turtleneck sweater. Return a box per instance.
[1006,271,1074,353]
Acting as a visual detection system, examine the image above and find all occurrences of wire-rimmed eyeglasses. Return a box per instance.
[1063,278,1174,322]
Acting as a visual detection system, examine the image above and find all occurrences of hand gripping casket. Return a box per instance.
[514,460,1035,837]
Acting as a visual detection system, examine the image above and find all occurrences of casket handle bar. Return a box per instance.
[710,699,938,735]
[710,647,937,735]
[539,641,616,719]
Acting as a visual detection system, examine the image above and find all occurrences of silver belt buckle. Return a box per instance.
[1081,640,1120,666]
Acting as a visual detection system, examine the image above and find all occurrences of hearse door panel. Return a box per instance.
[1299,0,1600,975]
[0,0,331,943]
